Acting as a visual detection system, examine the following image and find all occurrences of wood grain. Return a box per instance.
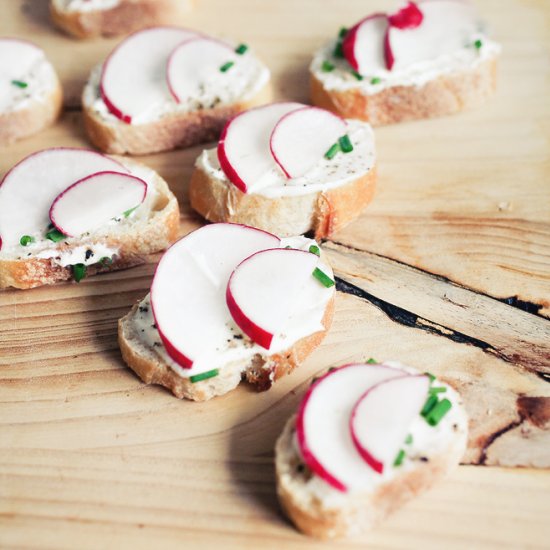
[1,0,550,547]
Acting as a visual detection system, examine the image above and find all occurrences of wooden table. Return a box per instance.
[1,1,549,548]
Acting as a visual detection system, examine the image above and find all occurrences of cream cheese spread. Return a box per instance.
[83,49,270,126]
[311,35,500,94]
[131,236,334,378]
[197,119,375,198]
[58,0,120,12]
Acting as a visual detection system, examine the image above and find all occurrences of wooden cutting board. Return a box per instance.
[1,0,549,548]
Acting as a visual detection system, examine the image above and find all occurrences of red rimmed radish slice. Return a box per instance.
[270,106,347,179]
[296,363,406,492]
[101,27,198,123]
[342,14,388,75]
[49,172,147,238]
[0,148,127,250]
[167,37,236,103]
[0,39,44,111]
[150,223,280,368]
[350,374,430,474]
[226,248,318,350]
[385,0,477,71]
[217,102,305,193]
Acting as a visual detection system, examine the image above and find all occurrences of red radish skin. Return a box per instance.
[384,29,395,70]
[48,171,147,238]
[388,2,424,29]
[342,13,388,73]
[217,115,247,192]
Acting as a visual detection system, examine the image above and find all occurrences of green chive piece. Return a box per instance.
[366,358,377,364]
[351,70,363,81]
[309,244,320,256]
[72,263,87,283]
[11,80,28,89]
[370,76,381,85]
[325,142,340,160]
[394,449,406,467]
[190,369,219,383]
[425,372,436,383]
[321,60,335,72]
[45,228,65,242]
[220,61,235,73]
[339,27,348,39]
[123,205,138,218]
[426,398,452,426]
[20,235,34,246]
[333,42,344,58]
[338,134,353,153]
[405,434,413,445]
[99,256,113,266]
[429,386,447,395]
[312,267,335,288]
[421,394,438,417]
[235,43,248,55]
[474,39,483,50]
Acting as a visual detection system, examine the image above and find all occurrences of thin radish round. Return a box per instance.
[342,14,388,74]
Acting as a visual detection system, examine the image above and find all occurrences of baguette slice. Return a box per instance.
[50,0,193,39]
[0,41,62,146]
[0,156,179,290]
[275,364,468,539]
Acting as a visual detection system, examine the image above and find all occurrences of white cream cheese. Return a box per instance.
[0,45,58,114]
[293,362,467,507]
[311,35,500,94]
[58,0,120,12]
[0,160,159,266]
[197,119,375,198]
[83,48,270,126]
[131,236,334,378]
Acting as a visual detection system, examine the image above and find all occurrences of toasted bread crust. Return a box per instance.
[276,411,467,539]
[189,163,377,240]
[118,295,335,402]
[0,79,62,146]
[311,56,498,126]
[0,158,180,290]
[50,0,194,39]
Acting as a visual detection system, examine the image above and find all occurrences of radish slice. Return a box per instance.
[49,172,147,238]
[217,102,304,193]
[270,106,347,179]
[342,14,388,75]
[100,27,198,123]
[150,223,280,368]
[0,148,126,250]
[296,363,406,492]
[386,0,478,71]
[0,39,44,112]
[167,37,236,103]
[226,248,318,349]
[350,375,430,474]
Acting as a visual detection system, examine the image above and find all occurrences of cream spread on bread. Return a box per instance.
[58,0,120,12]
[197,119,375,198]
[131,236,334,377]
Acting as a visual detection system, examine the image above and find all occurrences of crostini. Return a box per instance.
[118,223,336,401]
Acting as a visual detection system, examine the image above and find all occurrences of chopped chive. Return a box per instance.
[333,41,344,58]
[220,61,235,73]
[421,394,438,417]
[324,142,340,160]
[405,434,413,445]
[339,27,348,39]
[394,449,406,467]
[328,366,338,372]
[351,70,363,81]
[425,372,436,383]
[99,256,113,266]
[72,263,87,283]
[235,43,248,55]
[190,368,219,383]
[338,134,353,153]
[45,228,65,242]
[308,244,320,256]
[321,60,335,72]
[425,398,452,426]
[429,386,447,395]
[11,80,28,89]
[366,358,377,364]
[370,76,381,85]
[474,39,483,50]
[20,235,34,246]
[312,267,335,288]
[123,205,138,218]
[284,245,293,249]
